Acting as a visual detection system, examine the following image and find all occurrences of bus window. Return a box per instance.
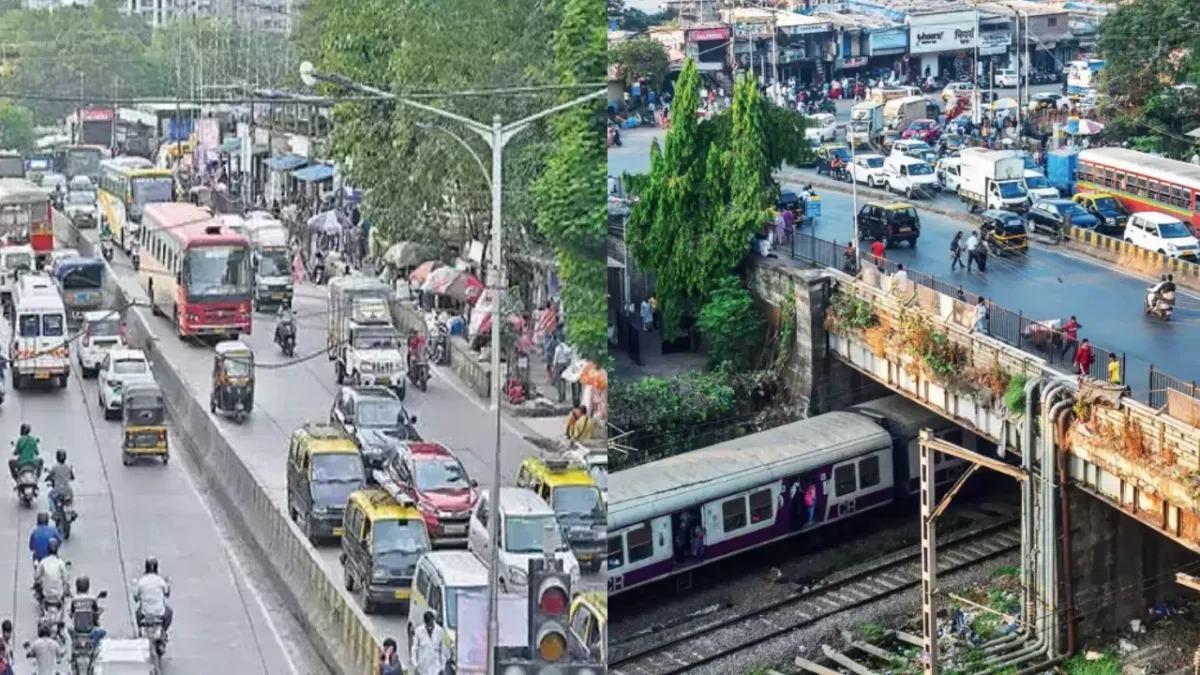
[1136,177,1147,196]
[1114,172,1125,191]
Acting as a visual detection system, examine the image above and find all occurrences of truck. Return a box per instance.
[957,148,1029,213]
[327,276,406,398]
[250,225,293,310]
[848,101,885,147]
[883,95,926,131]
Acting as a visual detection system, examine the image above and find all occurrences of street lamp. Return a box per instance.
[300,61,604,674]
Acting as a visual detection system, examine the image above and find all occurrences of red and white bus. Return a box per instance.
[1076,148,1200,229]
[138,203,253,339]
[0,179,52,258]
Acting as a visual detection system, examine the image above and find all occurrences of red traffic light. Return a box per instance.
[538,583,568,617]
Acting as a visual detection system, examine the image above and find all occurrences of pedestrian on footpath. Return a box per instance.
[376,638,403,675]
[411,611,449,675]
[950,231,965,271]
[1108,353,1122,385]
[965,231,979,272]
[1073,338,1095,376]
[1061,316,1081,357]
[974,297,989,333]
[870,237,885,266]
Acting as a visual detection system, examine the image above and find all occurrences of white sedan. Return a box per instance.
[78,311,125,378]
[850,154,887,188]
[805,113,838,143]
[98,348,154,420]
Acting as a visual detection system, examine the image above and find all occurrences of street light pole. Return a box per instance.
[299,62,604,674]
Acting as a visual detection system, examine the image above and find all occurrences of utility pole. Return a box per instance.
[1013,12,1022,136]
[111,76,119,153]
[771,15,779,89]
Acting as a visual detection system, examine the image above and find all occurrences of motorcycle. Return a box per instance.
[830,165,850,183]
[407,353,430,392]
[1145,289,1175,321]
[99,237,113,262]
[50,488,76,540]
[69,591,107,675]
[275,320,296,358]
[138,615,168,657]
[16,465,38,507]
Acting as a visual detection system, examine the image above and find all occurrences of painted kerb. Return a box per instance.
[1066,226,1200,290]
[58,218,381,675]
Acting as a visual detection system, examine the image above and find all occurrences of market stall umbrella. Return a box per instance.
[307,210,343,235]
[383,242,435,269]
[422,267,484,303]
[409,260,443,285]
[1065,118,1105,136]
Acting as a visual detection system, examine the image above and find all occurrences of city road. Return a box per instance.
[610,128,1200,397]
[0,320,311,673]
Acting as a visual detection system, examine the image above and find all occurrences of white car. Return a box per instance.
[942,82,975,102]
[882,155,940,200]
[98,348,154,419]
[467,487,581,594]
[1023,170,1060,202]
[993,69,1019,88]
[1029,93,1070,111]
[1124,212,1200,260]
[936,157,964,193]
[891,139,938,164]
[78,311,125,378]
[49,249,80,268]
[805,113,838,143]
[850,154,887,188]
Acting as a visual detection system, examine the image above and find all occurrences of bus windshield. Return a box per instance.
[66,150,102,179]
[185,246,251,299]
[131,177,174,208]
[59,263,103,290]
[0,157,24,179]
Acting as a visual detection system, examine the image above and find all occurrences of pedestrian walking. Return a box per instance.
[965,231,979,272]
[1061,316,1081,357]
[974,297,989,333]
[1073,338,1095,376]
[950,231,965,271]
[976,238,989,273]
[411,611,449,675]
[377,638,403,675]
[871,238,886,266]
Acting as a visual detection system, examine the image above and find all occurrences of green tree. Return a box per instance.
[618,8,671,33]
[609,37,670,90]
[697,275,764,369]
[0,101,34,154]
[533,0,607,362]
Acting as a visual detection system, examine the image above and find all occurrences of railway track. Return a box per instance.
[610,519,1022,675]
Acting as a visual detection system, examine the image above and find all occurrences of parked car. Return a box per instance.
[805,112,838,143]
[1072,192,1128,237]
[1124,211,1200,259]
[1027,199,1099,236]
[901,118,942,143]
[994,68,1020,88]
[891,139,938,164]
[850,154,887,188]
[1029,93,1070,111]
[942,81,975,102]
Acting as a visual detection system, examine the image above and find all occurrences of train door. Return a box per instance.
[670,509,703,566]
[788,473,824,531]
[607,516,671,594]
[827,459,861,520]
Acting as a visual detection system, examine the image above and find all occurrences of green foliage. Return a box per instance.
[990,565,1020,579]
[609,37,670,90]
[617,7,671,33]
[829,292,879,331]
[858,623,887,645]
[697,276,764,369]
[533,0,607,363]
[1002,373,1028,417]
[0,102,34,154]
[1065,653,1122,675]
[609,369,739,469]
[969,613,999,640]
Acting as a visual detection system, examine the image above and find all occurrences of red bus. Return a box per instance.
[0,179,52,258]
[1076,148,1200,229]
[138,203,253,339]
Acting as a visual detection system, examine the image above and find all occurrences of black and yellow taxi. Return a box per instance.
[856,201,921,248]
[340,489,432,613]
[515,456,605,573]
[569,591,608,664]
[815,143,850,175]
[978,209,1030,256]
[286,422,365,542]
[1072,191,1128,237]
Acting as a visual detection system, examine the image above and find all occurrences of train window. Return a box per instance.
[858,456,881,489]
[834,464,857,497]
[721,497,747,533]
[626,526,654,563]
[607,535,624,570]
[748,489,773,523]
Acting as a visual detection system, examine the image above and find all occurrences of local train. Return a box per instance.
[607,395,980,596]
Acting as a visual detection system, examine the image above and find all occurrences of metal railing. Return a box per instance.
[1148,365,1199,410]
[786,232,1128,388]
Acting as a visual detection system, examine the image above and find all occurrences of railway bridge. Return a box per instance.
[749,236,1200,658]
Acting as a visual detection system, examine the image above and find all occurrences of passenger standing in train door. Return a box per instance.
[804,483,817,525]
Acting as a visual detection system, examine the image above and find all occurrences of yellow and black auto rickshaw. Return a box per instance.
[122,382,168,466]
[210,340,254,422]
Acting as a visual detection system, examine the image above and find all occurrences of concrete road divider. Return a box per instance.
[56,218,381,675]
[1065,227,1200,291]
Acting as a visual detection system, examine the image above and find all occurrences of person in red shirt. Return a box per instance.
[1061,316,1081,357]
[1073,337,1094,376]
[871,238,886,266]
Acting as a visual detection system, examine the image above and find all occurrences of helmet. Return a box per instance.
[76,576,90,594]
[56,449,66,463]
[19,423,29,436]
[144,557,158,574]
[47,538,59,555]
[36,512,48,525]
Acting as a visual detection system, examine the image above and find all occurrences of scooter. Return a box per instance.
[49,486,77,540]
[15,466,38,507]
[138,615,168,657]
[275,320,296,358]
[1145,289,1175,321]
[99,237,113,262]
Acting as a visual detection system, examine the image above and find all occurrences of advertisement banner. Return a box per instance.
[80,108,113,122]
[908,13,978,54]
[868,29,908,55]
[734,20,771,38]
[456,591,529,674]
[843,56,868,68]
[979,31,1011,55]
[784,22,831,36]
[689,27,730,42]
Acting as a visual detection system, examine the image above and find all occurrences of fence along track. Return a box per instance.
[610,520,1021,675]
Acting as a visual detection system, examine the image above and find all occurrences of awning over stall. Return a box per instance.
[266,154,307,171]
[292,164,334,182]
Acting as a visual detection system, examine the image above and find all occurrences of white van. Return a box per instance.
[882,155,940,200]
[11,276,69,388]
[0,244,34,300]
[467,487,581,594]
[407,551,493,674]
[1023,170,1059,202]
[1124,212,1200,260]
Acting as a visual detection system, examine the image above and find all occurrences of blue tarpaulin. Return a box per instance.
[266,154,307,171]
[292,164,334,182]
[215,138,242,153]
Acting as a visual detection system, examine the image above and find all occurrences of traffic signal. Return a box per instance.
[528,558,572,664]
[494,662,605,675]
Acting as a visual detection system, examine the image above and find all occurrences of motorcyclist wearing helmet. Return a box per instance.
[45,450,74,518]
[9,422,42,482]
[134,557,171,634]
[28,512,60,564]
[34,538,69,607]
[70,576,105,645]
[274,306,296,344]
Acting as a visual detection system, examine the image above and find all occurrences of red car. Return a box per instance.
[384,442,479,546]
[902,119,942,143]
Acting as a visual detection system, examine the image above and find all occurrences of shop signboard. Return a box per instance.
[734,20,771,38]
[979,31,1011,55]
[842,56,868,68]
[868,28,908,55]
[908,12,978,54]
[688,27,730,42]
[780,46,808,63]
[784,22,831,36]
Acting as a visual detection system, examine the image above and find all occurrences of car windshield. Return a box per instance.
[311,455,363,507]
[5,252,31,271]
[505,516,569,553]
[832,148,850,161]
[113,358,147,376]
[185,246,251,299]
[891,207,919,221]
[353,329,398,350]
[372,519,430,556]
[863,157,884,168]
[998,181,1027,199]
[258,251,290,278]
[1159,221,1192,238]
[414,457,470,492]
[1025,175,1051,189]
[553,485,602,516]
[88,317,120,337]
[1063,203,1090,218]
[357,398,403,428]
[1094,197,1122,213]
[446,586,486,630]
[67,191,93,205]
[222,354,252,377]
[131,176,174,208]
[908,163,933,176]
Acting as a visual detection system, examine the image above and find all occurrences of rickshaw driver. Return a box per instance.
[8,423,42,484]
